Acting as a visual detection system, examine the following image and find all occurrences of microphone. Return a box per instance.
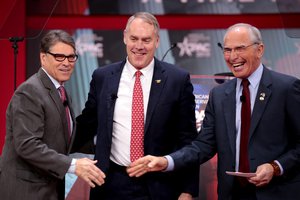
[111,93,118,101]
[63,100,68,107]
[217,42,223,50]
[161,43,177,61]
[240,95,245,102]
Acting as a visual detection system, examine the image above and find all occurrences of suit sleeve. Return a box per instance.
[171,85,219,198]
[171,87,218,169]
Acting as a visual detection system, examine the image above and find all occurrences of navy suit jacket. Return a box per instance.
[171,67,300,200]
[73,58,199,199]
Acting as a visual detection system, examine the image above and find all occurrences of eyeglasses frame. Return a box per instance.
[223,43,259,56]
[46,51,78,62]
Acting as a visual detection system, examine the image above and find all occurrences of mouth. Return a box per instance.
[133,51,146,57]
[59,68,71,73]
[232,62,245,70]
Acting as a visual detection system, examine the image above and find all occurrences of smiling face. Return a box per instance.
[123,17,159,70]
[40,42,76,84]
[223,26,264,79]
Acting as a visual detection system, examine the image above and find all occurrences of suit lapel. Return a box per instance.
[38,69,70,148]
[106,63,124,136]
[66,92,76,152]
[223,79,237,155]
[144,61,166,134]
[250,67,272,138]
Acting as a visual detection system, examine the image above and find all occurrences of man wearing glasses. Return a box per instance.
[0,30,105,200]
[128,23,300,200]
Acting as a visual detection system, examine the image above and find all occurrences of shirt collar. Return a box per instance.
[41,67,63,89]
[237,63,263,89]
[125,57,155,79]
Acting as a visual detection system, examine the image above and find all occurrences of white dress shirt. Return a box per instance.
[110,58,154,166]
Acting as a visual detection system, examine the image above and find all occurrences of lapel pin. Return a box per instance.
[259,93,265,101]
[155,80,161,84]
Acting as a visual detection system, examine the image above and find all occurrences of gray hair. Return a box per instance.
[40,30,76,53]
[125,12,160,37]
[224,23,263,44]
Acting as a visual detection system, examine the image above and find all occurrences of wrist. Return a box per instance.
[269,161,281,176]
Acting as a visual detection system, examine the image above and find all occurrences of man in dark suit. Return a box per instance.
[128,23,300,200]
[72,12,199,200]
[0,30,105,200]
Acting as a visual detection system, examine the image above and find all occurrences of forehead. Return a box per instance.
[50,42,74,53]
[127,18,156,36]
[224,27,251,46]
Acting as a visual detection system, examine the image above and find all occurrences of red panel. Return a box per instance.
[26,14,300,30]
[0,0,26,154]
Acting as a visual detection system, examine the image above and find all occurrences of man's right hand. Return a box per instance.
[126,155,168,177]
[75,158,106,188]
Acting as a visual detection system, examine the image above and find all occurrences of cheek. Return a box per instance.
[126,43,135,51]
[224,57,231,66]
[224,55,230,62]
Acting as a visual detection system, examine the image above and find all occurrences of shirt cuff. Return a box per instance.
[164,155,175,171]
[67,158,77,173]
[274,160,284,175]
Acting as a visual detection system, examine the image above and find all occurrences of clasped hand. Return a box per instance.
[126,155,168,177]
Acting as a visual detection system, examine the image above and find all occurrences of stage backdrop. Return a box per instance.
[27,28,300,117]
[25,27,300,199]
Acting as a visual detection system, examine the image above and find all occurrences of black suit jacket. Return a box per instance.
[73,58,199,199]
[171,67,300,200]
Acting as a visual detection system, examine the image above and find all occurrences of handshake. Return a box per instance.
[77,155,167,187]
[127,155,168,177]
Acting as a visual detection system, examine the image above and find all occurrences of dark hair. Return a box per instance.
[40,30,76,53]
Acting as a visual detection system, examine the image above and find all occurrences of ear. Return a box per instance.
[257,43,264,58]
[40,52,46,65]
[155,35,160,49]
[123,30,127,45]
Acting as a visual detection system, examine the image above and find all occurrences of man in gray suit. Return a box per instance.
[0,30,105,200]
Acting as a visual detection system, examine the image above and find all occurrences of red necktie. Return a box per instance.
[130,71,144,162]
[58,86,71,139]
[239,79,251,172]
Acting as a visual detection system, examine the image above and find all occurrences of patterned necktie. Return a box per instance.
[239,79,251,172]
[58,86,71,139]
[130,71,144,162]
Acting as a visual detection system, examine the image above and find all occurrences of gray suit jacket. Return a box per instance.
[0,68,75,200]
[171,67,300,200]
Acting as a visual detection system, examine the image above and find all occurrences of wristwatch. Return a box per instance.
[269,161,281,176]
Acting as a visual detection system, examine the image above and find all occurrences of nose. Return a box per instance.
[62,58,71,65]
[135,40,144,49]
[229,50,239,60]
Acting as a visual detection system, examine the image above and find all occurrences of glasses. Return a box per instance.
[47,51,78,62]
[223,43,259,56]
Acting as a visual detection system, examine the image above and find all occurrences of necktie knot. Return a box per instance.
[242,79,250,88]
[58,86,67,102]
[135,70,142,78]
